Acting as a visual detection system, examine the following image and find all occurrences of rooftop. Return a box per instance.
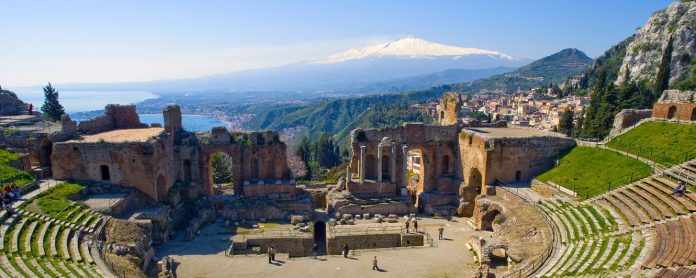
[69,127,164,143]
[463,127,565,139]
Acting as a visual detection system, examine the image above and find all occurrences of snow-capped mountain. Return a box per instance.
[60,37,529,94]
[316,37,517,63]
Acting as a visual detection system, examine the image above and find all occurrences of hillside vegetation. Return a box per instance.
[607,121,696,167]
[0,149,34,188]
[536,146,652,199]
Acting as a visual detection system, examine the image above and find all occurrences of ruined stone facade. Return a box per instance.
[346,123,574,217]
[436,92,462,125]
[652,90,696,121]
[51,104,293,202]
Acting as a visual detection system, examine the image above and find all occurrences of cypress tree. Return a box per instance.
[558,109,575,137]
[40,83,65,121]
[654,36,673,97]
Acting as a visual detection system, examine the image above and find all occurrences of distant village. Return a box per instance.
[410,74,587,132]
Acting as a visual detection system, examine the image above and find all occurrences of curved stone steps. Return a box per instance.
[616,189,663,221]
[80,236,94,264]
[603,242,625,270]
[535,243,567,277]
[635,183,690,215]
[70,231,82,263]
[557,210,578,241]
[569,206,592,236]
[56,260,85,278]
[594,237,616,270]
[566,240,595,275]
[643,179,696,212]
[49,225,60,257]
[603,195,641,227]
[12,255,39,277]
[611,191,654,223]
[10,218,27,253]
[577,238,606,274]
[37,258,61,278]
[60,229,73,260]
[22,220,38,254]
[1,255,23,278]
[625,185,675,218]
[578,206,600,234]
[545,241,579,276]
[27,257,52,278]
[0,214,18,252]
[654,178,696,204]
[558,240,588,274]
[37,221,50,256]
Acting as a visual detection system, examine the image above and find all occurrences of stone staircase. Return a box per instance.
[533,159,696,277]
[0,207,113,277]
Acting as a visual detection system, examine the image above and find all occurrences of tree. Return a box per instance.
[558,109,575,137]
[40,83,65,121]
[653,36,673,96]
[211,153,234,184]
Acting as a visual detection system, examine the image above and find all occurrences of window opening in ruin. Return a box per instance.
[667,106,677,119]
[480,210,501,231]
[210,152,235,195]
[365,154,377,180]
[381,154,390,180]
[100,165,110,181]
[490,247,509,270]
[313,221,326,255]
[691,107,696,121]
[515,171,522,182]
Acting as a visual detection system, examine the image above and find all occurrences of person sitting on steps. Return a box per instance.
[673,181,686,197]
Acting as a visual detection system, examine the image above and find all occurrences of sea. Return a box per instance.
[10,89,228,132]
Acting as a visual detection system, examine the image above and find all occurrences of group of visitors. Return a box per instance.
[405,219,418,233]
[2,184,21,213]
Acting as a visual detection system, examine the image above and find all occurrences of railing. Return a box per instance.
[581,171,641,200]
[608,138,695,168]
[494,181,556,278]
[423,231,437,247]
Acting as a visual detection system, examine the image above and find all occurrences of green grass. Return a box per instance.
[536,147,653,199]
[0,149,35,188]
[586,206,609,232]
[23,182,84,219]
[607,121,696,167]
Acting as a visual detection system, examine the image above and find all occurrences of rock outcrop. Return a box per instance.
[0,86,27,116]
[617,1,696,84]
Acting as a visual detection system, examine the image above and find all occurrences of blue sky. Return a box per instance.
[1,0,674,87]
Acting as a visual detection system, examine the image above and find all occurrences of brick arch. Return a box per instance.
[667,106,677,119]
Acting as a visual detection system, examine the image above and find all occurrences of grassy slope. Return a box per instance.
[536,146,652,199]
[607,121,696,167]
[0,149,34,187]
[23,182,84,219]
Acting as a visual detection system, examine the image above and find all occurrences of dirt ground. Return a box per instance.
[156,217,483,278]
[71,127,163,143]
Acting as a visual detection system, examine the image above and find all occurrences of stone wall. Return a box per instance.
[652,90,696,121]
[346,182,397,196]
[231,234,314,257]
[472,196,506,231]
[243,183,296,199]
[326,232,423,255]
[78,104,147,134]
[437,92,462,125]
[610,109,653,135]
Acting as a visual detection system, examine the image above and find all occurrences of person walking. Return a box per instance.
[405,220,410,233]
[271,246,276,261]
[267,246,273,263]
[343,244,350,258]
[438,226,444,240]
[413,219,418,233]
[312,244,318,259]
[372,256,379,270]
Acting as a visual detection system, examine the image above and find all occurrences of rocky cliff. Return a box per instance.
[0,86,28,116]
[617,1,696,84]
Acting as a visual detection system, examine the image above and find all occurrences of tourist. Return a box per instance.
[3,194,11,214]
[3,184,11,194]
[438,226,444,240]
[312,244,318,259]
[413,219,418,232]
[267,246,273,263]
[405,220,410,233]
[271,246,276,261]
[673,181,686,196]
[372,256,379,270]
[11,185,20,201]
[343,244,349,258]
[28,103,33,115]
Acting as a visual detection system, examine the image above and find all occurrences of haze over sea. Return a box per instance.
[12,89,159,113]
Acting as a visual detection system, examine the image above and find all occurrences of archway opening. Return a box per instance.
[490,247,509,270]
[691,107,696,121]
[469,168,483,194]
[364,154,377,180]
[381,154,390,180]
[313,221,326,255]
[39,142,53,167]
[480,210,501,231]
[440,111,445,122]
[209,152,235,195]
[667,106,677,119]
[100,165,110,181]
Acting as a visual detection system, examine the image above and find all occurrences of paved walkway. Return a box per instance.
[12,179,63,208]
[157,217,486,278]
